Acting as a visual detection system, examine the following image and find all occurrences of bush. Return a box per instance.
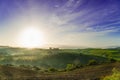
[44,69,48,72]
[66,64,76,71]
[48,67,57,72]
[109,58,116,63]
[73,59,83,68]
[87,59,97,65]
[58,69,66,72]
[32,66,41,71]
[5,64,14,66]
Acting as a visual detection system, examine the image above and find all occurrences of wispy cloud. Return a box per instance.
[0,0,120,48]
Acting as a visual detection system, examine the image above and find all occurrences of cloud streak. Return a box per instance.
[0,0,120,48]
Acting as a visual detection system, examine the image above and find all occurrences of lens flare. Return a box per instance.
[18,27,44,48]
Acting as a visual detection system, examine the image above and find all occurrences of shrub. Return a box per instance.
[66,64,76,71]
[73,59,83,68]
[44,69,48,72]
[5,64,14,66]
[58,69,66,72]
[87,59,97,65]
[32,66,41,71]
[48,67,57,72]
[109,58,116,63]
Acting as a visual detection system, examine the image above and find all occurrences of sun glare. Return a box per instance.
[18,27,44,48]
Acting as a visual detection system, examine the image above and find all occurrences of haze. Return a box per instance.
[0,0,120,48]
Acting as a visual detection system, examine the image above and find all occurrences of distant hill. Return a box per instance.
[0,47,109,68]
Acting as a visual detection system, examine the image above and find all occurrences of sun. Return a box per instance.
[18,27,45,48]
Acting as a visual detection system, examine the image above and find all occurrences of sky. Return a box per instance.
[0,0,120,48]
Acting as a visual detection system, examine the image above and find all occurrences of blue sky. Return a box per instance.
[0,0,120,48]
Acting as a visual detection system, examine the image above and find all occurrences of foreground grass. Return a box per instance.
[103,68,120,80]
[0,62,120,80]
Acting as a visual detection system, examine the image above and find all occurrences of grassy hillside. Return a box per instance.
[0,47,120,79]
[39,52,108,68]
[0,62,120,80]
[0,47,110,68]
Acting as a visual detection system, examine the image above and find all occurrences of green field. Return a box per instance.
[0,46,120,80]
